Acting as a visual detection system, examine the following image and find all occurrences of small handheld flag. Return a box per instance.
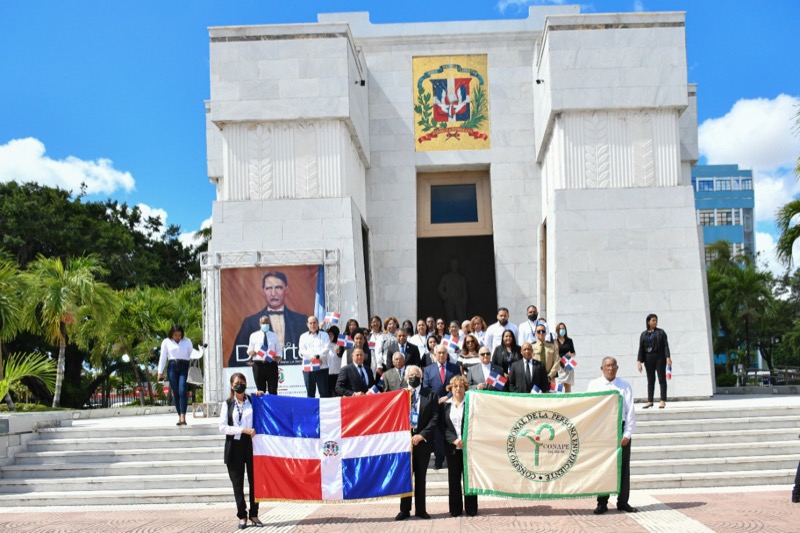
[367,377,384,395]
[368,340,376,350]
[531,384,542,394]
[322,312,341,327]
[337,335,355,348]
[550,382,565,393]
[666,365,672,380]
[268,348,280,362]
[561,356,577,372]
[256,345,268,359]
[485,372,507,391]
[303,359,321,372]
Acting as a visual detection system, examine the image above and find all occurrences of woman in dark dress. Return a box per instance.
[491,329,521,376]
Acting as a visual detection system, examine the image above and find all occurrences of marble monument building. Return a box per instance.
[202,5,714,402]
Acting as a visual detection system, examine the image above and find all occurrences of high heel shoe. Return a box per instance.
[250,517,265,527]
[238,518,248,529]
[642,403,653,409]
[659,401,666,409]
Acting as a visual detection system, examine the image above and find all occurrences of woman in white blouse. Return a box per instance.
[219,373,264,529]
[409,320,430,355]
[442,375,478,517]
[157,324,193,426]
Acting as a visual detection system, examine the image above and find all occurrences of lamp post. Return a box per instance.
[121,354,130,405]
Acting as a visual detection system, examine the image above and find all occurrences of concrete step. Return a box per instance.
[0,473,232,493]
[27,435,221,451]
[632,440,800,460]
[634,414,800,434]
[635,405,800,422]
[631,454,799,475]
[0,459,226,479]
[634,427,799,446]
[631,468,796,490]
[12,446,221,465]
[35,425,217,440]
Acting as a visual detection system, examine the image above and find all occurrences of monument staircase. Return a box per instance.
[0,402,797,506]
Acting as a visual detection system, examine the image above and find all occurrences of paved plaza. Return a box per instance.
[1,486,798,532]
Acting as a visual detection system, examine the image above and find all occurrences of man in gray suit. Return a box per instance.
[467,348,506,390]
[382,352,408,391]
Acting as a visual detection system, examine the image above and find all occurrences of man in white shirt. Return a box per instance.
[517,305,544,345]
[587,356,637,514]
[247,316,282,394]
[484,307,519,352]
[298,316,330,398]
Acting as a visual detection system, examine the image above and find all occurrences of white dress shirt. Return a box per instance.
[369,331,387,369]
[218,396,253,441]
[324,343,341,374]
[448,399,464,441]
[298,331,330,369]
[484,321,519,352]
[247,329,281,362]
[409,334,428,354]
[587,376,636,440]
[157,337,193,374]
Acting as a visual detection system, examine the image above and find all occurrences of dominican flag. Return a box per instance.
[367,377,384,395]
[485,372,507,391]
[323,312,340,328]
[441,335,458,352]
[550,382,565,393]
[368,340,376,350]
[337,335,354,348]
[561,356,577,372]
[303,359,321,372]
[251,390,412,501]
[532,384,542,394]
[268,348,280,362]
[256,345,269,360]
[666,365,672,380]
[314,266,326,326]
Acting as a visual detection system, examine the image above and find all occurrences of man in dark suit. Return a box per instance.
[466,348,506,390]
[395,329,421,368]
[508,342,549,393]
[397,365,438,521]
[228,271,308,367]
[382,352,408,392]
[423,345,460,469]
[335,348,374,396]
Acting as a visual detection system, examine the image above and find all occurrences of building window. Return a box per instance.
[743,211,753,232]
[697,179,714,192]
[417,171,493,237]
[717,210,733,225]
[733,209,741,225]
[698,210,715,226]
[705,249,717,264]
[716,179,731,191]
[741,179,753,190]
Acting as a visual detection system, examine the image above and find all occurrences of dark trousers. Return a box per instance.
[446,450,478,516]
[252,361,278,395]
[227,436,259,520]
[400,443,431,515]
[328,373,339,397]
[167,360,189,415]
[433,422,445,467]
[598,438,631,507]
[644,353,667,402]
[303,368,330,398]
[793,461,800,500]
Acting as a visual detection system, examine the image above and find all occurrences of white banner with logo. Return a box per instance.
[464,390,621,498]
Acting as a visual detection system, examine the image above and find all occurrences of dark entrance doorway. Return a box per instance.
[416,235,497,324]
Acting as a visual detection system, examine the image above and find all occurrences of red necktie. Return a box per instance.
[439,364,445,384]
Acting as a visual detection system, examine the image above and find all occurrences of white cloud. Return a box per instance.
[497,0,565,14]
[755,231,798,277]
[752,170,800,222]
[698,94,800,172]
[633,0,645,12]
[178,216,212,249]
[135,203,169,237]
[0,137,135,195]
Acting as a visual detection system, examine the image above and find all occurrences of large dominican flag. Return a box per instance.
[251,389,412,501]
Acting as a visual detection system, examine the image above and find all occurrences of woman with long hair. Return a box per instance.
[637,313,671,408]
[157,324,193,426]
[554,322,576,393]
[491,329,521,376]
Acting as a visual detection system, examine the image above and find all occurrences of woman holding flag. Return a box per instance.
[555,322,576,393]
[219,373,264,529]
[442,375,478,517]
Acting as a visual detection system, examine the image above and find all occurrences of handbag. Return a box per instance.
[187,355,204,386]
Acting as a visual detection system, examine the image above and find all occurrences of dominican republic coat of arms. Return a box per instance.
[412,55,490,152]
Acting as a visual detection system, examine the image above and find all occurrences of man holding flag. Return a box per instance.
[247,316,282,394]
[466,348,505,390]
[299,316,331,398]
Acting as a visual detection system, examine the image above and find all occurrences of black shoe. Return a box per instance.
[792,494,800,503]
[466,511,477,517]
[617,503,638,513]
[416,511,431,519]
[450,512,462,517]
[434,463,443,470]
[395,512,410,521]
[238,518,248,529]
[250,517,264,527]
[593,504,608,515]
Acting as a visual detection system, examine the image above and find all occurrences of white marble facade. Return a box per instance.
[204,5,714,402]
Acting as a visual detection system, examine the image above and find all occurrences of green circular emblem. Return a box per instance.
[506,409,579,482]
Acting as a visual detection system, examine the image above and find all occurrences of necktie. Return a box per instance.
[400,367,405,378]
[527,361,532,385]
[263,332,268,346]
[358,365,367,385]
[439,364,445,385]
[401,344,405,355]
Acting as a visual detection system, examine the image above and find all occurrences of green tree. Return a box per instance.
[718,266,772,372]
[775,105,800,267]
[0,352,56,411]
[24,255,118,407]
[0,252,30,408]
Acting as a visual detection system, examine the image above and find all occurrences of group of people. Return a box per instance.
[215,306,674,525]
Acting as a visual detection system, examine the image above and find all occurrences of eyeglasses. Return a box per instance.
[535,330,546,334]
[479,352,491,356]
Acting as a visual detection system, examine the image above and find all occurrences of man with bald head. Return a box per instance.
[587,356,637,515]
[382,352,408,392]
[335,348,375,397]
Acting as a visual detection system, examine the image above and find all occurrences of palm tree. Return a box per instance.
[718,266,772,375]
[0,352,57,410]
[24,255,118,407]
[0,254,30,409]
[775,105,800,266]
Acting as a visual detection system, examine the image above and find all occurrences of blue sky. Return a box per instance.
[1,0,798,271]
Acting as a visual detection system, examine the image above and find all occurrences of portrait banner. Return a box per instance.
[464,390,621,499]
[413,55,490,151]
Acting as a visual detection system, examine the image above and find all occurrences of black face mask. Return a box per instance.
[407,376,421,388]
[528,313,538,322]
[232,383,246,394]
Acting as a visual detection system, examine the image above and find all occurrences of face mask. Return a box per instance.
[528,313,538,322]
[559,329,566,337]
[232,383,246,394]
[407,376,421,388]
[261,324,270,332]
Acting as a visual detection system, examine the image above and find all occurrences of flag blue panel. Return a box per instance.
[253,394,320,438]
[341,452,412,500]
